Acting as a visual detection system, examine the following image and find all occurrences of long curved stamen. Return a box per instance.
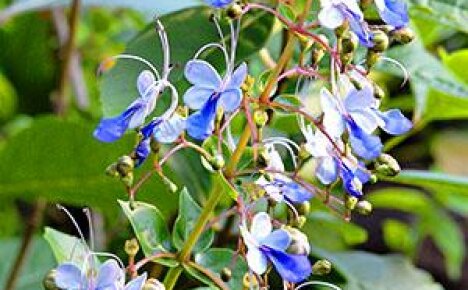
[106,54,161,81]
[283,198,300,221]
[379,56,409,87]
[56,205,88,259]
[194,42,230,71]
[295,281,343,290]
[160,81,179,120]
[155,19,171,79]
[83,208,94,252]
[263,139,299,168]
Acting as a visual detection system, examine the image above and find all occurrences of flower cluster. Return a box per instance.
[45,0,415,289]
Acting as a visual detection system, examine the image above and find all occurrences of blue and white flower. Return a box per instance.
[318,0,373,47]
[374,0,409,28]
[240,212,311,283]
[184,60,247,140]
[55,259,147,290]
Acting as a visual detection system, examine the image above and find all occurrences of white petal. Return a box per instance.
[318,6,344,29]
[246,248,268,275]
[250,212,272,241]
[351,109,379,134]
[184,60,221,89]
[183,86,213,110]
[320,88,345,138]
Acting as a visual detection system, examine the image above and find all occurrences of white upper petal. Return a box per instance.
[184,60,222,89]
[318,5,345,29]
[250,212,272,241]
[350,109,379,134]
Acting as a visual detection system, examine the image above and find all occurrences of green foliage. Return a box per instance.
[407,0,468,33]
[43,227,91,265]
[173,188,214,254]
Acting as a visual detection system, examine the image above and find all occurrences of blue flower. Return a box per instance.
[55,259,147,290]
[183,60,247,140]
[339,160,369,197]
[257,176,313,204]
[204,0,233,8]
[375,0,409,28]
[133,115,186,166]
[318,0,373,47]
[240,213,311,283]
[320,85,411,160]
[94,70,159,142]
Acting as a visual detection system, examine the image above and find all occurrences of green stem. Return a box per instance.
[163,178,224,290]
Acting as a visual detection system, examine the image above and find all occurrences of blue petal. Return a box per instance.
[154,115,186,143]
[355,161,371,184]
[262,247,311,283]
[347,120,383,160]
[378,0,409,28]
[262,229,291,251]
[55,263,86,289]
[340,6,373,47]
[183,86,215,110]
[219,89,242,112]
[280,180,313,204]
[184,60,221,89]
[137,70,156,98]
[340,164,363,197]
[96,259,123,289]
[134,137,151,167]
[226,62,248,90]
[316,157,339,185]
[204,0,233,8]
[124,273,147,290]
[186,95,219,140]
[94,103,143,143]
[141,119,162,139]
[376,109,412,135]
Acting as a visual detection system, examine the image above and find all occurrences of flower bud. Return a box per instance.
[242,273,258,289]
[356,200,373,215]
[371,30,389,52]
[292,215,307,228]
[312,259,332,275]
[253,109,269,128]
[125,238,140,256]
[390,27,415,44]
[286,227,310,255]
[210,153,225,170]
[341,31,358,54]
[221,267,232,282]
[366,51,381,68]
[226,3,243,19]
[345,195,358,210]
[297,201,311,216]
[369,174,378,184]
[105,163,120,178]
[143,278,165,290]
[375,153,400,176]
[116,155,134,176]
[43,269,59,290]
[121,172,134,187]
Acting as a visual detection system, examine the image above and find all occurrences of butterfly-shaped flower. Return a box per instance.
[375,0,409,28]
[204,0,233,8]
[318,0,373,47]
[94,70,160,143]
[55,259,147,290]
[240,212,311,283]
[320,83,411,160]
[183,60,247,140]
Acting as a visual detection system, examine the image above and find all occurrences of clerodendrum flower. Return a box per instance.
[184,60,247,140]
[240,212,311,283]
[374,0,409,28]
[55,260,146,290]
[318,0,373,47]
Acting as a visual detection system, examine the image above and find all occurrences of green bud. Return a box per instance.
[116,155,134,176]
[221,267,232,282]
[375,153,401,176]
[312,259,332,276]
[286,227,310,255]
[292,215,307,228]
[121,172,134,187]
[210,154,225,170]
[297,201,311,216]
[43,269,59,290]
[366,51,381,68]
[390,27,415,44]
[125,238,139,256]
[242,273,258,289]
[105,163,120,178]
[356,200,373,215]
[369,174,378,184]
[226,3,243,19]
[143,278,166,290]
[345,195,358,210]
[371,30,389,52]
[253,109,269,128]
[341,31,359,54]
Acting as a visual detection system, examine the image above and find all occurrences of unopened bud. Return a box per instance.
[297,201,310,216]
[292,215,307,228]
[210,154,225,170]
[226,3,243,19]
[312,259,332,275]
[371,30,389,52]
[242,273,258,289]
[356,200,373,215]
[105,163,120,177]
[121,172,134,187]
[43,269,59,290]
[286,227,310,255]
[117,155,134,176]
[221,267,232,282]
[253,109,269,128]
[125,238,140,256]
[369,174,378,184]
[143,278,165,290]
[375,153,400,176]
[341,31,358,53]
[366,51,381,68]
[345,195,358,210]
[390,27,415,44]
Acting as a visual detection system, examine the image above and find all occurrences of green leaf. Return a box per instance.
[0,237,55,290]
[172,188,214,253]
[43,227,91,266]
[119,200,172,256]
[381,41,468,121]
[190,248,248,289]
[407,0,468,33]
[423,89,468,121]
[382,219,416,255]
[303,211,368,251]
[0,116,178,216]
[100,7,274,117]
[314,249,444,290]
[441,49,468,84]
